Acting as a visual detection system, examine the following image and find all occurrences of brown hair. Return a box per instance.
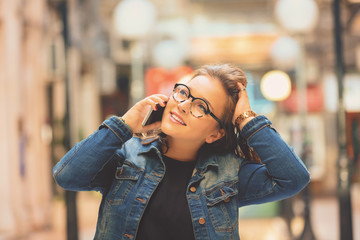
[191,63,247,155]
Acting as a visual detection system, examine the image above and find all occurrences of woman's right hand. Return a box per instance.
[122,94,169,133]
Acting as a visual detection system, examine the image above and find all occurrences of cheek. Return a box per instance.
[191,120,217,135]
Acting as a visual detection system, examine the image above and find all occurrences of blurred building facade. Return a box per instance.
[0,0,106,237]
[0,0,54,236]
[0,0,360,239]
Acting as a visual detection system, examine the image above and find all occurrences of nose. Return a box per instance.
[177,99,191,114]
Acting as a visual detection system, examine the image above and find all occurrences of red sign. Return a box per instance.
[145,66,193,97]
[280,84,324,113]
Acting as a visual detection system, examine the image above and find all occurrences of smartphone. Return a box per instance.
[141,103,167,126]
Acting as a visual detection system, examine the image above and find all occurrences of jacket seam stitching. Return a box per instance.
[245,123,270,141]
[104,122,125,144]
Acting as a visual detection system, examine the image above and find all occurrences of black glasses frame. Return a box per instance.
[172,83,223,128]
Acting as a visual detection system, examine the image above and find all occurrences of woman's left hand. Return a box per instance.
[232,83,254,130]
[122,94,169,133]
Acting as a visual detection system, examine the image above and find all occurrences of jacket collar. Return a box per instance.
[137,139,219,172]
[137,140,162,159]
[196,150,219,173]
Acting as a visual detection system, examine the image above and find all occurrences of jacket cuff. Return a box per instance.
[99,116,133,143]
[239,115,272,140]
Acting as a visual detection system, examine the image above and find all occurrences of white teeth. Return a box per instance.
[171,113,185,125]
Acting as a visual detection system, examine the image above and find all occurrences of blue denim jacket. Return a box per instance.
[53,115,310,240]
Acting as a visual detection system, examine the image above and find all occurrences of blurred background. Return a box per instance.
[0,0,360,239]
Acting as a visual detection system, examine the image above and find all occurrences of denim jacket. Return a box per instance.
[53,115,310,240]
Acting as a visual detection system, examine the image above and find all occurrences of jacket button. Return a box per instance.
[224,198,230,203]
[199,218,206,225]
[190,186,196,192]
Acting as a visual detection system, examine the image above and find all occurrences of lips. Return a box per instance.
[169,112,187,126]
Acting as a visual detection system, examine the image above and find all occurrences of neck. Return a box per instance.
[162,136,203,162]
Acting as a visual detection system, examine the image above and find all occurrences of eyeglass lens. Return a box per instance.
[173,85,209,118]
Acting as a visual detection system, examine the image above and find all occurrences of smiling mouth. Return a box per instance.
[170,112,187,126]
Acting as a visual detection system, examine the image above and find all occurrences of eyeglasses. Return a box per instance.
[172,83,223,127]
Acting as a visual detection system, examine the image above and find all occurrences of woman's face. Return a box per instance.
[161,75,227,144]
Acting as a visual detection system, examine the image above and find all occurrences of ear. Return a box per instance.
[205,128,225,144]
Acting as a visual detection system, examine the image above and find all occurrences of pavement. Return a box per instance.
[1,184,360,240]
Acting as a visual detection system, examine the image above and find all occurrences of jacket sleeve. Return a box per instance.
[52,116,132,193]
[237,115,310,207]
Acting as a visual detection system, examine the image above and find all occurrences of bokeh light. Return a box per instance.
[270,36,300,70]
[260,70,291,101]
[113,0,156,39]
[275,0,319,34]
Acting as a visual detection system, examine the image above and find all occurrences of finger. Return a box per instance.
[144,94,169,108]
[154,94,170,106]
[142,98,158,111]
[237,82,245,88]
[148,94,169,101]
[154,94,170,102]
[237,83,246,94]
[148,95,167,107]
[234,82,251,111]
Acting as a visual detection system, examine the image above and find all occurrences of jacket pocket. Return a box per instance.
[205,183,239,232]
[106,160,142,205]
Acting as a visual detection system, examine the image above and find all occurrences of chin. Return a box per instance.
[160,120,184,138]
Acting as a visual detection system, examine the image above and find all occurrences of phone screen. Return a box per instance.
[142,103,166,126]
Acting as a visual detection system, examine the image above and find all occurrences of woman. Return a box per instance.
[53,63,310,240]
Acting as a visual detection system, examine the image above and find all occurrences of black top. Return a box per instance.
[136,155,196,240]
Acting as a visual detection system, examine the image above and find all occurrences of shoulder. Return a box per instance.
[216,152,245,173]
[123,136,143,148]
[118,136,161,158]
[196,152,243,192]
[115,137,142,157]
[198,151,244,178]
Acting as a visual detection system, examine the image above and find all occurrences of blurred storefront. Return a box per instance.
[1,0,360,239]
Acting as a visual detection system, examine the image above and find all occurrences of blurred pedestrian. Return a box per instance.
[53,63,310,240]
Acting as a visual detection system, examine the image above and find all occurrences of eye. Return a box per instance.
[173,86,189,102]
[179,89,188,97]
[193,100,208,115]
[198,105,207,113]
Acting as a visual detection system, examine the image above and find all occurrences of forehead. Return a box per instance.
[186,75,227,113]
